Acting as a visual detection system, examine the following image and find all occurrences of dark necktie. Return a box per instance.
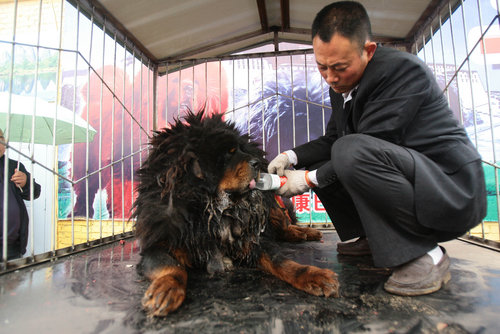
[343,90,356,133]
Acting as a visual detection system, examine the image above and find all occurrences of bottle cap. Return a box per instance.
[269,174,281,189]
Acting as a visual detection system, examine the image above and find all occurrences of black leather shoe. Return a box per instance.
[336,237,371,256]
[384,247,451,296]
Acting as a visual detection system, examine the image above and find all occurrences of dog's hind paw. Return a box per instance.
[291,225,323,241]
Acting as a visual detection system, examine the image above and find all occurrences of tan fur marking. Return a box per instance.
[218,161,252,192]
[149,265,187,283]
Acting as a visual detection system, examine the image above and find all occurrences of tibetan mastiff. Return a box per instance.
[133,110,339,317]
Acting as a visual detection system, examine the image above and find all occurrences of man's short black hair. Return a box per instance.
[311,1,372,51]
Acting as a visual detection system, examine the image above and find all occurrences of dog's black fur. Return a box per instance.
[132,110,338,317]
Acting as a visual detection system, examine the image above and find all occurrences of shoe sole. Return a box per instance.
[384,271,451,296]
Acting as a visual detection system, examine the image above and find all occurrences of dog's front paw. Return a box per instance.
[295,266,339,298]
[142,270,187,317]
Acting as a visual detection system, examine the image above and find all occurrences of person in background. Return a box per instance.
[0,129,41,260]
[268,1,486,296]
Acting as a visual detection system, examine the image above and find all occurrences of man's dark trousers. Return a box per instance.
[310,134,475,268]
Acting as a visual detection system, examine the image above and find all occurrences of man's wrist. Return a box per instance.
[305,170,317,188]
[283,150,297,166]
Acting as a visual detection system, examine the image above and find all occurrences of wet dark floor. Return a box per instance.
[0,231,499,333]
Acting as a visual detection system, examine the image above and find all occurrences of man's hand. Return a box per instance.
[276,170,311,197]
[11,169,27,189]
[268,153,290,176]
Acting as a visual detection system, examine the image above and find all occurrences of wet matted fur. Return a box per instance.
[132,111,338,317]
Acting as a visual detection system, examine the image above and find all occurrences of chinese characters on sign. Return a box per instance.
[292,191,333,226]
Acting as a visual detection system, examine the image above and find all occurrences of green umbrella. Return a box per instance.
[0,92,96,145]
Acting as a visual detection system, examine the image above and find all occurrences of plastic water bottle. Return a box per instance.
[255,173,287,191]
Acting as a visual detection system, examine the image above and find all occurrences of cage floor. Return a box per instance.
[0,231,499,333]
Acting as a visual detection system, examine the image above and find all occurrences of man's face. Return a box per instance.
[313,34,376,94]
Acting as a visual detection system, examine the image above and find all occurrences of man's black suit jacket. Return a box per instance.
[293,46,486,233]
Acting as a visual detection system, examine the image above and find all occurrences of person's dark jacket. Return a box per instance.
[293,46,486,233]
[0,156,41,254]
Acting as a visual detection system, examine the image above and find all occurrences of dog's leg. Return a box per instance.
[139,247,188,317]
[258,252,339,297]
[269,207,322,241]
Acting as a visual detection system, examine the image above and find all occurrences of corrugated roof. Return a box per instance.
[86,0,452,62]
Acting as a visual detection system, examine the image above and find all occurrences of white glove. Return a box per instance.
[276,170,313,197]
[268,153,290,176]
